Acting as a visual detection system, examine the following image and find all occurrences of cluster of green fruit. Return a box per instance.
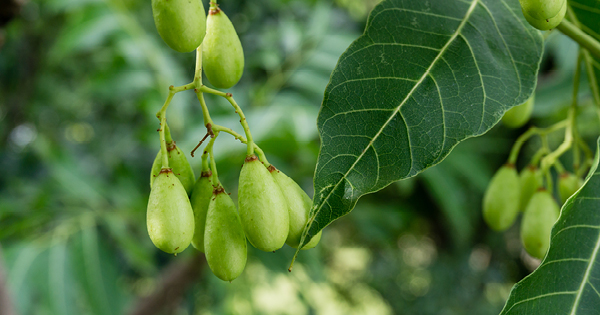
[152,0,243,88]
[486,93,587,259]
[483,162,582,259]
[147,128,321,281]
[147,0,321,282]
[519,0,566,30]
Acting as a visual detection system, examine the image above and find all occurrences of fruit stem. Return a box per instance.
[553,159,566,174]
[201,149,210,173]
[540,109,574,174]
[545,170,553,194]
[576,136,594,160]
[572,51,583,173]
[156,90,175,169]
[530,146,548,166]
[194,45,203,84]
[205,132,220,185]
[508,120,568,164]
[199,85,255,157]
[164,123,173,145]
[155,82,196,169]
[211,124,270,166]
[565,8,600,120]
[538,48,582,175]
[193,46,215,127]
[581,50,600,120]
[556,20,600,60]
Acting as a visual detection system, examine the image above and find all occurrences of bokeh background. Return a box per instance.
[0,0,597,314]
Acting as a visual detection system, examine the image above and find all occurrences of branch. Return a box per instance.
[128,253,205,315]
[0,244,18,315]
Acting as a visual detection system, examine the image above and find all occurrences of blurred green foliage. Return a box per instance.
[0,0,596,314]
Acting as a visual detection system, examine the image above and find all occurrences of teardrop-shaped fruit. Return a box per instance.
[519,165,543,211]
[519,0,564,20]
[483,164,521,231]
[558,172,583,204]
[269,166,322,250]
[190,170,214,252]
[150,143,195,196]
[204,186,247,281]
[238,156,289,252]
[521,0,566,30]
[502,95,535,128]
[152,0,206,52]
[521,189,560,259]
[147,169,195,254]
[202,6,244,89]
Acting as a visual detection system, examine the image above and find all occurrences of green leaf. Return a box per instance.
[71,216,127,315]
[500,137,600,314]
[568,1,600,113]
[300,0,543,248]
[49,240,74,315]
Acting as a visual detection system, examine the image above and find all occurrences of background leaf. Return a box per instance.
[500,137,600,314]
[302,0,544,247]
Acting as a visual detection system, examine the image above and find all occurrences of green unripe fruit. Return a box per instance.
[519,165,543,212]
[521,189,560,259]
[558,172,583,204]
[269,166,322,250]
[483,164,520,231]
[521,0,566,31]
[519,0,564,20]
[152,0,206,52]
[204,186,247,281]
[238,156,289,252]
[202,6,244,89]
[150,143,195,196]
[190,171,214,252]
[147,169,195,254]
[502,95,535,128]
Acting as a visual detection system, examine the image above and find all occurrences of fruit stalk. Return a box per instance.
[157,91,175,169]
[529,146,548,166]
[556,20,600,60]
[199,85,255,157]
[540,99,576,174]
[507,120,568,164]
[571,51,582,172]
[582,50,600,120]
[211,124,270,166]
[205,131,220,185]
[201,148,210,173]
[191,44,266,166]
[164,123,173,145]
[155,82,195,169]
[194,46,215,128]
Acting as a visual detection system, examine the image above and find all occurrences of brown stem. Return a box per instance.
[127,253,205,315]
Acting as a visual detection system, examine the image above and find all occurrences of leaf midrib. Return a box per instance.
[309,0,480,233]
[570,207,600,314]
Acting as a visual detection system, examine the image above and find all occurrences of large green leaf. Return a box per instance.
[500,137,600,314]
[298,0,543,249]
[568,0,600,114]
